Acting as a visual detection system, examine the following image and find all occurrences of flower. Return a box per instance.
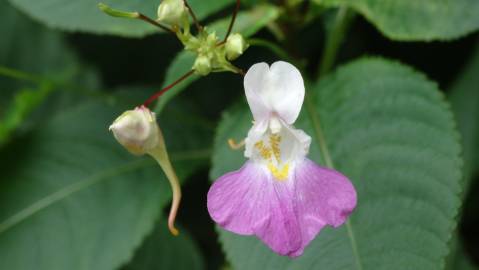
[207,61,357,257]
[109,106,181,236]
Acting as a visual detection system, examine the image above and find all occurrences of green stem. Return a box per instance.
[149,146,182,236]
[317,6,353,77]
[305,95,334,168]
[0,66,43,84]
[248,38,303,69]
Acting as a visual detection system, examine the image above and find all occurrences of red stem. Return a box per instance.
[138,13,175,34]
[143,70,195,108]
[223,0,241,42]
[183,0,202,31]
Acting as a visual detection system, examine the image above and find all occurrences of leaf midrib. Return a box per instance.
[304,94,363,270]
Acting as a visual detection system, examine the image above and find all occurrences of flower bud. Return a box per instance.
[157,0,187,25]
[109,106,182,236]
[109,106,160,155]
[193,54,212,75]
[225,33,248,60]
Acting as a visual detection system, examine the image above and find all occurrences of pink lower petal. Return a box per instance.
[207,159,357,258]
[207,161,302,256]
[291,158,357,257]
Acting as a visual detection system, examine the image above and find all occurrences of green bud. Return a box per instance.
[206,32,218,46]
[193,54,212,75]
[98,3,139,19]
[157,0,187,25]
[225,33,248,60]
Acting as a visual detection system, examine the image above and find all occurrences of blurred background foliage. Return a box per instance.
[0,0,478,269]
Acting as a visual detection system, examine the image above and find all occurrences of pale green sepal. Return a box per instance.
[97,3,139,19]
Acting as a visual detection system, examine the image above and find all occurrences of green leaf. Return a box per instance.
[444,41,479,270]
[445,235,477,270]
[0,0,77,97]
[449,43,479,184]
[122,218,205,270]
[317,0,479,41]
[0,84,54,145]
[7,0,234,37]
[0,97,211,270]
[154,4,280,113]
[210,58,462,269]
[0,0,91,146]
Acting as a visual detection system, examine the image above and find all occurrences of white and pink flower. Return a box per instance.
[207,61,357,257]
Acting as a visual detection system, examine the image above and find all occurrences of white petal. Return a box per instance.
[244,61,305,124]
[244,120,268,159]
[244,62,271,123]
[244,119,311,165]
[280,121,311,161]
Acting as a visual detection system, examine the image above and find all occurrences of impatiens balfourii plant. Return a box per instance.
[101,0,358,256]
[0,0,473,268]
[207,61,357,257]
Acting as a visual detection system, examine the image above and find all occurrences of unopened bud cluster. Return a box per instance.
[99,0,248,76]
[156,0,248,75]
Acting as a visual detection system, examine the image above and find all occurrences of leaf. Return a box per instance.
[0,0,76,102]
[0,97,211,270]
[317,0,479,41]
[444,41,479,270]
[154,4,280,113]
[7,0,234,37]
[449,42,479,184]
[210,58,462,269]
[0,0,97,145]
[122,218,205,270]
[445,235,477,270]
[0,0,76,77]
[0,84,54,145]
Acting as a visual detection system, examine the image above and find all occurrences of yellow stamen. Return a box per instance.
[255,136,289,181]
[269,134,281,162]
[254,141,272,159]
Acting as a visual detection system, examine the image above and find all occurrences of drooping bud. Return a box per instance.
[109,106,160,155]
[225,33,248,60]
[193,54,212,75]
[109,105,182,236]
[157,0,187,25]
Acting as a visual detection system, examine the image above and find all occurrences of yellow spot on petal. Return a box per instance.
[267,162,290,181]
